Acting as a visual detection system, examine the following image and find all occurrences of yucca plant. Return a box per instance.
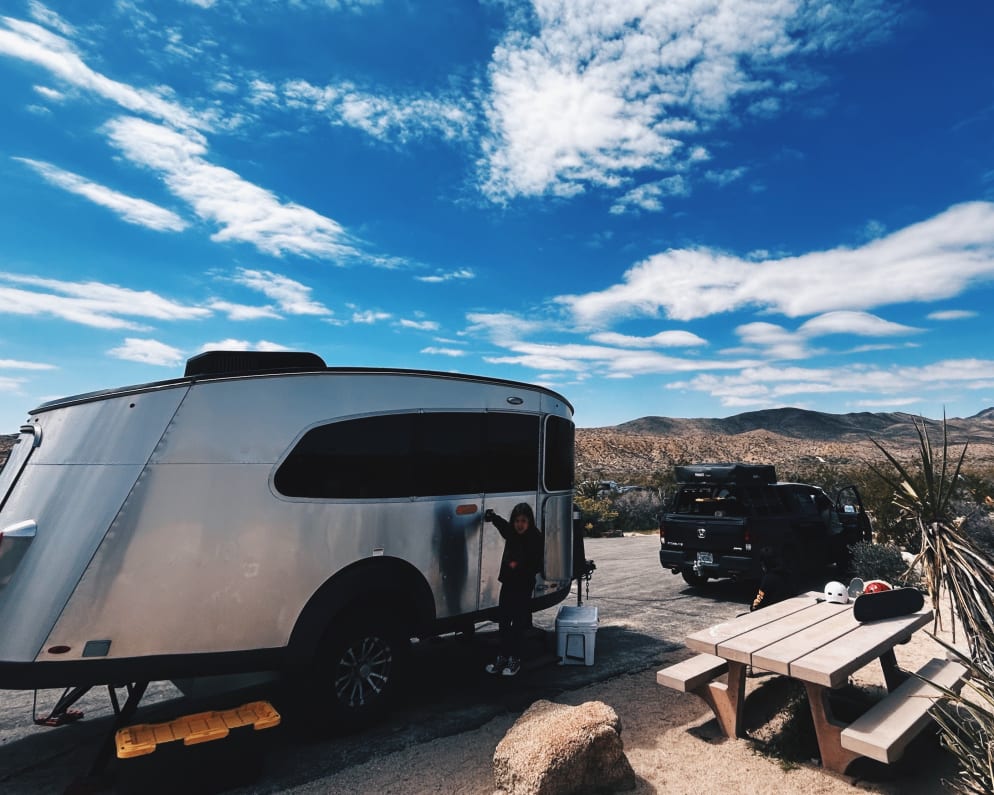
[919,632,994,795]
[869,413,994,667]
[870,413,994,794]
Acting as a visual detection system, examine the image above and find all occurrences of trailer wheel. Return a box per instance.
[315,614,410,729]
[681,570,709,587]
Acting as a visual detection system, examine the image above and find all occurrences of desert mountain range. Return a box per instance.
[3,406,994,479]
[575,407,994,480]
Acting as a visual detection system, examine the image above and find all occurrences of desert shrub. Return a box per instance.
[848,541,922,588]
[612,488,666,534]
[572,494,618,537]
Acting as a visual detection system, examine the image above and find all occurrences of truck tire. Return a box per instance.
[314,612,410,729]
[681,570,709,587]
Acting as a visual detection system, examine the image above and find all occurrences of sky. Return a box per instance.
[1,1,993,431]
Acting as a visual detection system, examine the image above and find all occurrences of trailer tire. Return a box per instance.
[313,612,410,730]
[681,570,709,587]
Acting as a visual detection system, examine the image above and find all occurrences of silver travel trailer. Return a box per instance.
[0,351,576,724]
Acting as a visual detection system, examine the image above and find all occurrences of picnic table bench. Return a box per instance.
[656,591,967,774]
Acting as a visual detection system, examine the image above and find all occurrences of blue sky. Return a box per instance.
[1,1,993,431]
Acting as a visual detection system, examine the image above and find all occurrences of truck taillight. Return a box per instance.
[743,528,751,544]
[659,520,665,542]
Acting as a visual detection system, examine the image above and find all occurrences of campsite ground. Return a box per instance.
[0,535,965,793]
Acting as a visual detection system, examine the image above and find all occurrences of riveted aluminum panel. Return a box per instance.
[40,463,486,658]
[0,391,185,664]
[151,372,546,464]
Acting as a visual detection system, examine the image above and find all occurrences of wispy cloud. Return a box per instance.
[198,338,290,352]
[230,269,331,316]
[557,202,994,326]
[15,157,188,232]
[0,17,211,131]
[283,79,474,144]
[108,337,185,366]
[0,272,209,330]
[352,309,391,324]
[0,358,56,370]
[415,268,475,283]
[206,300,282,321]
[670,358,994,410]
[610,176,690,215]
[421,346,465,357]
[399,318,440,331]
[928,309,977,321]
[105,117,360,260]
[589,330,708,349]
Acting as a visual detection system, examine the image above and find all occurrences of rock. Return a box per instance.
[493,699,636,795]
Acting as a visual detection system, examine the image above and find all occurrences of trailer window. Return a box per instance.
[276,411,542,499]
[484,413,539,493]
[543,415,574,492]
[418,412,484,496]
[274,413,415,498]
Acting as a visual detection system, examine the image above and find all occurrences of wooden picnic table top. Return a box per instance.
[685,591,933,689]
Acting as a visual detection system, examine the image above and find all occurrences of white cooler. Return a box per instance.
[555,605,598,666]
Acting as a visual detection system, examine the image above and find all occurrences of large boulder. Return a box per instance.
[493,699,636,795]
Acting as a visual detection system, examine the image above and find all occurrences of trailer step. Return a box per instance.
[115,700,281,759]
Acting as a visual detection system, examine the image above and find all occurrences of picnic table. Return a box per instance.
[657,591,966,774]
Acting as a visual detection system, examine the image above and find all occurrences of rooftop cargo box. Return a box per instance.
[673,463,777,485]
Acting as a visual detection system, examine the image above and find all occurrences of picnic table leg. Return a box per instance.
[879,648,910,692]
[692,660,746,738]
[804,682,861,775]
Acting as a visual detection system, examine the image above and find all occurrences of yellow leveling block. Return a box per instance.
[115,700,281,759]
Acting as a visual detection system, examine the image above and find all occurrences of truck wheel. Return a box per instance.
[314,614,409,729]
[681,570,709,587]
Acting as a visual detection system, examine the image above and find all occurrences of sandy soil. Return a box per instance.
[285,608,971,795]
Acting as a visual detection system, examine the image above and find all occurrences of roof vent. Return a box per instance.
[184,350,327,377]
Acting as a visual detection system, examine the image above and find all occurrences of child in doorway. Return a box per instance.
[483,503,544,677]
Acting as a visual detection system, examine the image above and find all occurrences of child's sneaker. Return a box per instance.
[501,657,521,677]
[485,656,506,675]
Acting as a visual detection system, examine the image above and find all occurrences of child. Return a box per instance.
[483,503,544,676]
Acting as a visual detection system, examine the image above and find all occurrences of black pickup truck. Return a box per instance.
[658,463,872,587]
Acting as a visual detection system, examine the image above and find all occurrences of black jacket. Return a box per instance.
[492,515,544,586]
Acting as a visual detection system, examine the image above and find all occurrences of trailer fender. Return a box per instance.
[285,557,435,668]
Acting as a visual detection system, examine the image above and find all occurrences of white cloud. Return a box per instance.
[558,202,994,326]
[283,79,474,144]
[352,310,391,324]
[610,176,690,215]
[589,330,707,348]
[415,268,475,283]
[0,376,29,393]
[207,300,282,321]
[108,337,185,366]
[104,117,359,260]
[230,269,331,316]
[669,358,994,410]
[421,347,465,357]
[704,166,747,186]
[0,272,210,329]
[399,318,440,331]
[32,83,64,101]
[0,18,211,131]
[27,2,74,36]
[0,358,56,370]
[928,309,977,321]
[480,0,897,200]
[198,338,290,352]
[15,157,188,232]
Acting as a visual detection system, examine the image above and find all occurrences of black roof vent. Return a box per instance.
[184,350,327,378]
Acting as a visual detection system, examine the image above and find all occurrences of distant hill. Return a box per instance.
[578,407,994,480]
[4,407,994,481]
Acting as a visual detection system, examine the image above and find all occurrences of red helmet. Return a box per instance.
[863,580,892,594]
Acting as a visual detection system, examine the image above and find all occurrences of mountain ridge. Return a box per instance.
[577,406,994,479]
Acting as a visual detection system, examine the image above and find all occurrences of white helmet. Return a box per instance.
[824,581,849,604]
